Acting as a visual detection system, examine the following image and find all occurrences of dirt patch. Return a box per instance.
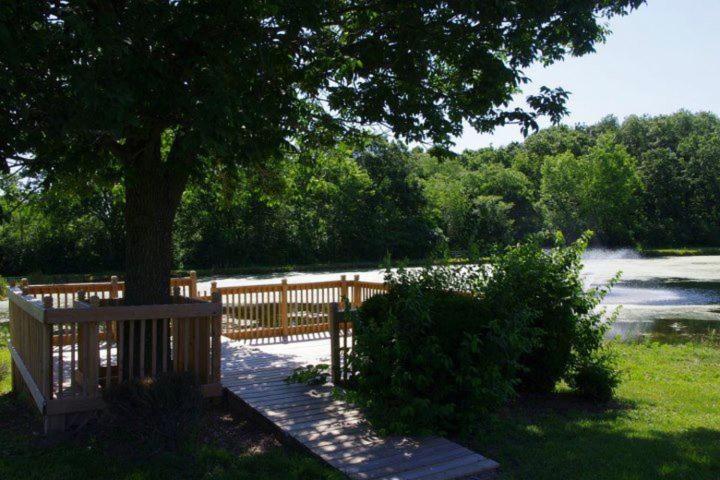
[199,403,281,456]
[0,393,281,457]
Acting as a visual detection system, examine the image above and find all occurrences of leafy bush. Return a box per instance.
[285,364,330,386]
[0,361,8,387]
[490,232,617,394]
[350,273,533,435]
[349,232,620,434]
[102,372,203,451]
[568,352,620,402]
[0,276,8,300]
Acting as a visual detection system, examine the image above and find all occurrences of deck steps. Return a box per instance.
[222,366,499,480]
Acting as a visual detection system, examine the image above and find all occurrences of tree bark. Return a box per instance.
[122,133,190,306]
[120,132,192,378]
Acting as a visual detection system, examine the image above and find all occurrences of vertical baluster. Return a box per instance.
[313,287,319,332]
[151,319,157,377]
[71,322,77,394]
[263,290,268,332]
[194,316,200,377]
[162,318,168,373]
[139,319,146,378]
[128,321,135,379]
[117,321,124,382]
[105,320,111,389]
[58,323,64,397]
[184,317,190,371]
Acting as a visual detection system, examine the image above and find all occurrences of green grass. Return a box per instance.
[0,324,9,393]
[639,246,720,257]
[2,324,719,479]
[471,341,720,480]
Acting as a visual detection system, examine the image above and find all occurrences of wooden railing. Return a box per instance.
[207,275,387,340]
[18,272,198,308]
[8,273,388,431]
[8,276,220,433]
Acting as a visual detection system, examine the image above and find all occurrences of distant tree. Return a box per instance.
[514,125,594,183]
[2,1,644,303]
[540,136,642,245]
[637,148,688,245]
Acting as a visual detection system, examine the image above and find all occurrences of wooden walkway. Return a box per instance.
[221,335,499,480]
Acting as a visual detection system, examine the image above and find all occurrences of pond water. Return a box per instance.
[199,249,720,342]
[581,250,720,341]
[3,249,719,342]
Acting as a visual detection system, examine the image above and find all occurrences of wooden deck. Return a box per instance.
[221,335,499,480]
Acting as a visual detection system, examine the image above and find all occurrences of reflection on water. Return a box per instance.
[611,318,720,342]
[581,250,720,341]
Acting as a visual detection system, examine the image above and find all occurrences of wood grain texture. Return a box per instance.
[221,337,499,480]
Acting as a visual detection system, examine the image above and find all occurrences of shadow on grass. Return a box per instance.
[470,393,720,480]
[0,392,343,480]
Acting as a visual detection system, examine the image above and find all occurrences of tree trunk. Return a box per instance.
[123,136,189,305]
[120,133,192,378]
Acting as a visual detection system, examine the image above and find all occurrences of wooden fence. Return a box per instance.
[204,275,387,340]
[8,273,388,431]
[18,272,198,308]
[7,273,220,433]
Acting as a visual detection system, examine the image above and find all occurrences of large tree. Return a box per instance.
[1,1,643,304]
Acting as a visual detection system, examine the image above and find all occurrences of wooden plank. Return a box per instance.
[8,343,46,412]
[221,342,499,480]
[7,289,46,322]
[350,444,468,478]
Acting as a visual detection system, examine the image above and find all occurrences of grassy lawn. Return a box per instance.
[639,247,720,257]
[471,341,720,480]
[2,321,719,479]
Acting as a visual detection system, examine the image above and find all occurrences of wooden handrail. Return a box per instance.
[8,275,220,433]
[215,277,387,340]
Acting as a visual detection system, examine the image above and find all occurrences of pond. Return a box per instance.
[581,249,720,341]
[199,249,720,342]
[3,250,719,342]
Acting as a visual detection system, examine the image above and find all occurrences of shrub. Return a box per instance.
[285,364,330,385]
[350,276,533,435]
[0,361,8,387]
[0,276,8,300]
[349,232,620,434]
[102,372,203,451]
[490,232,613,393]
[568,352,620,402]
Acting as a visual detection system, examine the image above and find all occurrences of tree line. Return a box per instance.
[1,110,718,275]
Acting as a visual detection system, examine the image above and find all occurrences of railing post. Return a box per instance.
[329,303,340,385]
[189,271,198,298]
[41,296,54,400]
[211,291,222,383]
[352,274,361,308]
[109,275,119,300]
[280,279,289,338]
[340,275,348,308]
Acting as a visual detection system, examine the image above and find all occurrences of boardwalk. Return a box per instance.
[221,335,499,480]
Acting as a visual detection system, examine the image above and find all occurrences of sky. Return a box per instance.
[453,0,720,152]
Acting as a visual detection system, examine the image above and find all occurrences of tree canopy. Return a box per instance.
[1,0,644,301]
[3,111,720,276]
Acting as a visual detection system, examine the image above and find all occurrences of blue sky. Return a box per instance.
[453,0,720,151]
